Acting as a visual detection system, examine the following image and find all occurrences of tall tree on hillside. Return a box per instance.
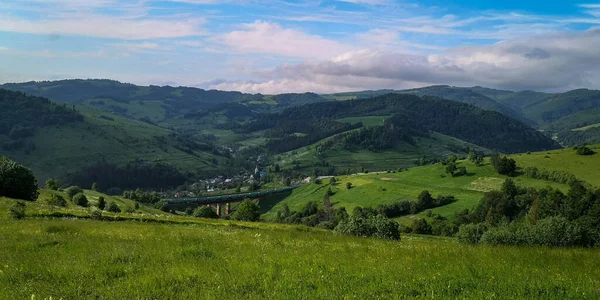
[0,157,39,201]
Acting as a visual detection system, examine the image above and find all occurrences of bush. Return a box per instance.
[97,196,106,210]
[65,186,83,200]
[134,202,140,210]
[575,146,595,156]
[90,210,102,220]
[46,178,60,191]
[125,206,136,213]
[346,182,353,189]
[335,214,400,240]
[107,201,121,213]
[72,193,88,207]
[154,200,169,212]
[411,218,432,234]
[0,156,39,201]
[91,182,99,191]
[193,206,219,219]
[490,155,517,175]
[232,199,260,222]
[46,193,67,207]
[8,201,26,219]
[456,223,488,244]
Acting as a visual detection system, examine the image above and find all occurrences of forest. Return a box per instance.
[239,93,559,153]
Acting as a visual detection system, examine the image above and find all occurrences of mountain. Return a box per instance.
[236,93,559,158]
[0,89,232,187]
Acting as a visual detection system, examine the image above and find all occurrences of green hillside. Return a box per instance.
[264,158,566,220]
[0,89,228,184]
[267,144,600,223]
[275,131,490,172]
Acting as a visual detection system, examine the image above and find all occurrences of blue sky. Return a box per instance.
[1,0,600,93]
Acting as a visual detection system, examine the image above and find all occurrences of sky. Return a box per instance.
[1,0,600,93]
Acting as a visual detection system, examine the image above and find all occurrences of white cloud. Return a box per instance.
[208,28,600,93]
[0,15,205,39]
[214,21,355,60]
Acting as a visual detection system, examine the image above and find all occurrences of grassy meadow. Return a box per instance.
[263,159,566,221]
[1,208,599,299]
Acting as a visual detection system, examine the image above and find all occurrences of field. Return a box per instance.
[265,158,566,221]
[511,144,600,187]
[275,131,490,172]
[1,203,599,299]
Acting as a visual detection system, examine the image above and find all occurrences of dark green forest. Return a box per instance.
[238,93,559,153]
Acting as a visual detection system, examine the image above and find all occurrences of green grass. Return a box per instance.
[511,144,600,187]
[0,106,224,182]
[336,115,388,127]
[0,203,598,299]
[276,132,490,172]
[264,160,566,220]
[572,122,600,131]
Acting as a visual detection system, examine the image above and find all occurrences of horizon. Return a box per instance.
[1,0,600,93]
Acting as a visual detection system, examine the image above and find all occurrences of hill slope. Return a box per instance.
[0,89,229,186]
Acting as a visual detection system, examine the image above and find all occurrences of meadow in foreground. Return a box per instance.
[1,216,598,299]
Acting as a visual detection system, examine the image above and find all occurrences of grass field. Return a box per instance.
[510,144,600,187]
[0,202,598,299]
[275,132,491,172]
[263,159,566,221]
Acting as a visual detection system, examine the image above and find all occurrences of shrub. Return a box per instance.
[154,200,169,212]
[185,207,194,216]
[46,178,60,191]
[107,201,121,213]
[97,196,106,210]
[490,155,517,175]
[90,210,102,220]
[411,218,432,234]
[456,223,488,244]
[72,193,88,207]
[91,182,99,191]
[575,146,595,156]
[530,217,583,247]
[8,201,26,219]
[346,182,353,189]
[125,206,136,213]
[232,199,260,222]
[335,214,400,240]
[46,193,67,207]
[134,202,140,210]
[65,186,83,200]
[0,156,39,201]
[193,206,219,219]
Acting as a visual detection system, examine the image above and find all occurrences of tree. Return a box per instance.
[0,156,39,201]
[232,199,260,222]
[491,155,517,175]
[46,178,60,191]
[330,177,337,185]
[73,193,88,207]
[445,163,458,176]
[9,201,26,219]
[575,146,595,156]
[411,218,432,234]
[416,190,434,212]
[65,186,83,200]
[193,206,219,219]
[91,182,99,191]
[134,202,140,210]
[346,182,353,189]
[107,201,121,213]
[97,196,106,210]
[46,194,67,207]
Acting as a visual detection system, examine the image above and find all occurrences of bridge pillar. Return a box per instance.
[216,203,221,216]
[226,202,230,215]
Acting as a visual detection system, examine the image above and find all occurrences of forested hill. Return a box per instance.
[238,93,560,154]
[0,89,83,150]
